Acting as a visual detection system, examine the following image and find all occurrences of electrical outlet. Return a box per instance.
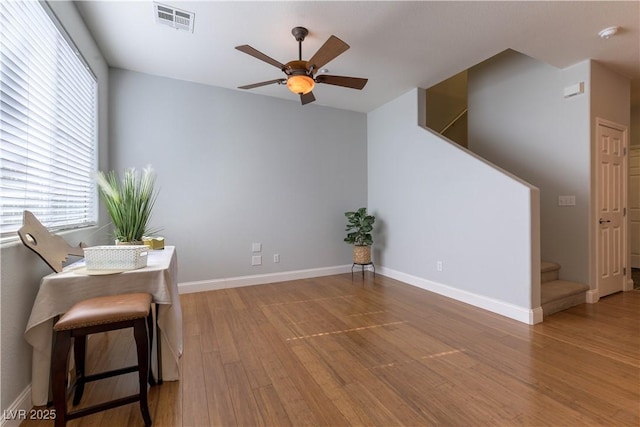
[252,255,262,266]
[274,253,280,263]
[437,261,443,271]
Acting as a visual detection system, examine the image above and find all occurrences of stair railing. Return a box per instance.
[439,108,468,135]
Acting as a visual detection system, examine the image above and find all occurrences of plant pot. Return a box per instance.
[115,239,144,246]
[353,245,372,264]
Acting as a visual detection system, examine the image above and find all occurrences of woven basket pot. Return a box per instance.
[353,245,372,264]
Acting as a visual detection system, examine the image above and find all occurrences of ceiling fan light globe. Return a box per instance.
[287,75,315,95]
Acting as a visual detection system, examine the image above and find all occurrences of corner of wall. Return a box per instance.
[530,307,544,325]
[530,186,541,307]
[0,385,31,427]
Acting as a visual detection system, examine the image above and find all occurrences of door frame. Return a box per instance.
[630,146,640,268]
[590,118,630,302]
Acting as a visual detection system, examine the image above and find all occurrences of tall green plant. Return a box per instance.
[95,166,159,242]
[344,207,375,246]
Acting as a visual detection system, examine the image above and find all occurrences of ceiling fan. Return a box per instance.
[235,27,368,105]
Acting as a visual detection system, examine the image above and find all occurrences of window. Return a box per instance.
[0,1,97,237]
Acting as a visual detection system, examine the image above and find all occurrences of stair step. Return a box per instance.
[541,280,589,316]
[541,261,560,283]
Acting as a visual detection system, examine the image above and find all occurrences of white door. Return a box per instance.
[630,147,640,268]
[596,121,627,297]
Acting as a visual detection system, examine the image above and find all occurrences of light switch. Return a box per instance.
[252,255,262,266]
[252,243,261,252]
[558,195,576,206]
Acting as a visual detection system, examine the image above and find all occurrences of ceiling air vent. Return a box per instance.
[153,2,194,33]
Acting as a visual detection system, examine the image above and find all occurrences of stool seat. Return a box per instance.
[54,293,152,330]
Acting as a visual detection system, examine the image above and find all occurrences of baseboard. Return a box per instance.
[179,264,542,323]
[178,264,352,294]
[377,266,543,325]
[624,278,634,292]
[530,307,544,324]
[1,385,32,427]
[586,289,599,303]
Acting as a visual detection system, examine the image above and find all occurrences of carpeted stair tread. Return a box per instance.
[541,261,561,283]
[541,261,561,273]
[541,280,589,305]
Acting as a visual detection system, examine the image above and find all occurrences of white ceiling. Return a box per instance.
[75,1,640,113]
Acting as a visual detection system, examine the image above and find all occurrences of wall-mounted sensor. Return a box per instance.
[563,82,584,98]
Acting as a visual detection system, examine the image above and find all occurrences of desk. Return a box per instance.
[25,246,183,406]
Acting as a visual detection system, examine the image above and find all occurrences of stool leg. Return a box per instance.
[146,311,156,386]
[52,331,72,427]
[134,319,152,426]
[72,334,87,405]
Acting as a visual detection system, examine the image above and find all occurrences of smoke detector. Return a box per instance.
[154,2,194,33]
[598,26,619,39]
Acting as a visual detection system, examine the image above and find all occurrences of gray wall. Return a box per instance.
[467,50,591,284]
[109,69,367,283]
[368,89,540,312]
[1,1,110,415]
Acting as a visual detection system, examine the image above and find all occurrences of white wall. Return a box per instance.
[108,69,367,284]
[467,50,591,285]
[368,88,540,322]
[1,1,110,417]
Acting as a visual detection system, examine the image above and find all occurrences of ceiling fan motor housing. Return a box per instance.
[284,60,310,75]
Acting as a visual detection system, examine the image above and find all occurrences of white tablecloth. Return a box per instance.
[24,246,183,406]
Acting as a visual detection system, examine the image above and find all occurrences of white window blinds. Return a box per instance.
[0,1,97,237]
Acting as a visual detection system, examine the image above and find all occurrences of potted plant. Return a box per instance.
[344,207,375,264]
[95,166,159,244]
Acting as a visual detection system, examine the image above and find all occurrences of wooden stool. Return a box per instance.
[52,293,153,427]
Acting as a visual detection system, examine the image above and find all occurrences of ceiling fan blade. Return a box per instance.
[315,75,368,90]
[235,45,285,69]
[238,79,285,90]
[300,91,316,105]
[307,35,349,71]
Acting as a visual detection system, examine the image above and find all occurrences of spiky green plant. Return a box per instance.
[95,166,159,242]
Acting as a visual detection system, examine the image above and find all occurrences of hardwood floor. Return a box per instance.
[22,273,640,426]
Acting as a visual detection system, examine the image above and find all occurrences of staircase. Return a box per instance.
[541,261,589,316]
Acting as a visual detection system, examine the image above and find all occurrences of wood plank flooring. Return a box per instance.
[22,273,640,426]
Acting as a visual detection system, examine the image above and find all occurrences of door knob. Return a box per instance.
[599,218,611,224]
